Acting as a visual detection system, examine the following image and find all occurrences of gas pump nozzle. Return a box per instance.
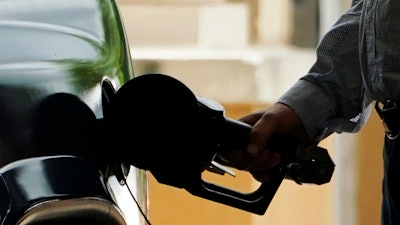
[107,73,335,215]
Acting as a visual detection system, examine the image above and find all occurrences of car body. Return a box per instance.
[0,0,148,224]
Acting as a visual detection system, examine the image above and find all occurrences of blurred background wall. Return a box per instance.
[117,1,384,225]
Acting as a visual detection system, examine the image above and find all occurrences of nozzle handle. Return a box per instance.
[186,166,287,215]
[186,117,294,215]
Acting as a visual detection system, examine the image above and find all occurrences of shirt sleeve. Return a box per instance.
[278,79,371,143]
[277,1,373,143]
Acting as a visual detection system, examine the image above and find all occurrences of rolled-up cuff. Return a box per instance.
[277,79,337,143]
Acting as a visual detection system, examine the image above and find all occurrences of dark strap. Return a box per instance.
[375,100,400,140]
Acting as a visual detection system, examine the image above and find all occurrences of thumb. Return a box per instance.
[245,112,278,158]
[239,111,264,125]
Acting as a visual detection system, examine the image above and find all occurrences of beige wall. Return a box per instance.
[119,0,298,48]
[355,110,384,225]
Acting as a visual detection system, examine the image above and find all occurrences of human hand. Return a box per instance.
[218,103,309,182]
